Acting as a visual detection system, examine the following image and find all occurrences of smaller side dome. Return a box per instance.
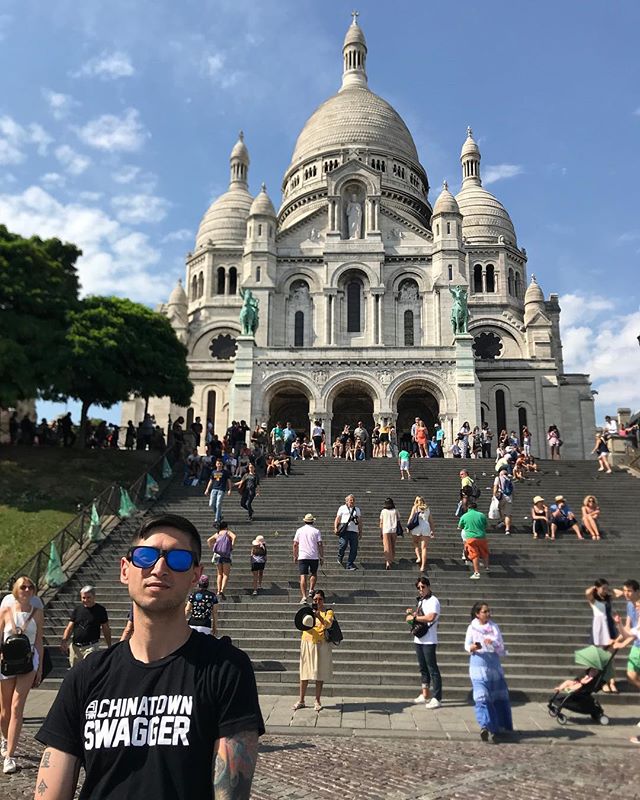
[524,274,545,305]
[250,183,276,217]
[432,180,459,215]
[168,278,188,306]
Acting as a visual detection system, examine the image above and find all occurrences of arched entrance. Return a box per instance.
[330,384,375,442]
[268,385,310,438]
[396,389,439,450]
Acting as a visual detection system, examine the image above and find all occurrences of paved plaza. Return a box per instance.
[3,691,639,798]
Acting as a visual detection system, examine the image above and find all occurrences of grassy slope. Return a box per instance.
[0,448,157,583]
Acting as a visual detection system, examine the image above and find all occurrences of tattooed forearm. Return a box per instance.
[213,731,259,800]
[41,751,51,768]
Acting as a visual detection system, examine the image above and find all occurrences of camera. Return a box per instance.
[311,601,318,610]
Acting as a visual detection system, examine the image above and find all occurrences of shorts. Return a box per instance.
[380,433,389,443]
[298,559,319,576]
[628,645,640,675]
[498,495,512,513]
[212,554,232,565]
[533,519,549,536]
[0,647,39,680]
[400,459,410,470]
[464,538,489,561]
[553,518,574,531]
[251,562,266,572]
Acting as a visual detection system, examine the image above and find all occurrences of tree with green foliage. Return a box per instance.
[58,296,193,442]
[0,225,81,407]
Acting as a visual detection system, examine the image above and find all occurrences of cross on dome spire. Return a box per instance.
[341,12,367,91]
[351,9,359,24]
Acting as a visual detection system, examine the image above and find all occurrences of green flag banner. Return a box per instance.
[145,474,160,500]
[88,503,103,542]
[162,457,172,479]
[119,488,137,518]
[45,542,66,588]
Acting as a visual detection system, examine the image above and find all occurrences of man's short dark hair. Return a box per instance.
[415,576,430,589]
[132,514,202,564]
[624,579,640,592]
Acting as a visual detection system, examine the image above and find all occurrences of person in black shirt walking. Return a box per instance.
[236,463,259,521]
[60,586,111,667]
[35,513,264,800]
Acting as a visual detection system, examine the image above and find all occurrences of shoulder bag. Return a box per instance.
[336,506,357,536]
[410,600,434,639]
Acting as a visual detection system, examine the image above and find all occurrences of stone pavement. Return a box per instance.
[3,691,640,798]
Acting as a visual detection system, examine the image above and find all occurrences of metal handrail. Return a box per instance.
[3,447,179,591]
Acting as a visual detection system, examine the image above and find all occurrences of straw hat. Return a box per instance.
[533,496,545,504]
[251,535,266,546]
[294,607,316,631]
[303,513,316,523]
[555,495,565,502]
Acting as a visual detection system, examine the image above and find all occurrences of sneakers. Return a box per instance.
[0,737,6,758]
[504,529,511,536]
[470,572,481,580]
[252,590,258,596]
[412,694,425,704]
[346,564,358,571]
[3,756,16,774]
[425,698,442,709]
[337,557,344,566]
[480,727,490,742]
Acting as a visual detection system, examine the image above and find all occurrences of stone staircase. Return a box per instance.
[42,458,640,703]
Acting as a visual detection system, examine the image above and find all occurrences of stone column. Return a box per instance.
[229,335,256,424]
[454,333,480,434]
[434,290,441,346]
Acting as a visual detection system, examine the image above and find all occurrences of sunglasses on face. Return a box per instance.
[20,584,34,591]
[126,546,198,572]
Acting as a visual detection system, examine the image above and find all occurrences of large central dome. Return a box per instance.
[290,85,420,167]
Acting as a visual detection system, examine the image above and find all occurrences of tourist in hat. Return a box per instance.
[185,575,218,636]
[293,589,334,712]
[549,496,583,540]
[250,536,267,595]
[293,514,323,603]
[531,496,550,539]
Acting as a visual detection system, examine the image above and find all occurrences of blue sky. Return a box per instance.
[1,0,639,425]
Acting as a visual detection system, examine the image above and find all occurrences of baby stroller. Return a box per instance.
[547,646,614,725]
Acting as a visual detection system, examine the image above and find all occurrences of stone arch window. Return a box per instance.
[486,264,495,293]
[197,272,204,298]
[256,265,261,283]
[436,223,440,236]
[209,334,237,360]
[508,268,514,296]
[473,264,483,293]
[258,224,262,236]
[404,310,414,346]
[216,267,225,295]
[294,310,304,347]
[347,280,361,332]
[446,222,451,234]
[495,389,506,434]
[191,274,198,300]
[514,271,521,298]
[228,267,238,295]
[448,265,453,281]
[518,406,528,434]
[206,390,216,426]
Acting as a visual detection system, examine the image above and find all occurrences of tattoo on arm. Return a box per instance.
[37,779,49,796]
[213,731,259,800]
[41,751,51,768]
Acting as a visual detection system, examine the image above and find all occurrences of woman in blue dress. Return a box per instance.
[464,601,513,741]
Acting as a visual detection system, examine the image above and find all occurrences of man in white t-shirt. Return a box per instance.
[334,494,362,571]
[293,513,324,604]
[406,576,442,708]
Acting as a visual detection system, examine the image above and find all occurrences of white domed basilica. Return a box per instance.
[123,15,595,456]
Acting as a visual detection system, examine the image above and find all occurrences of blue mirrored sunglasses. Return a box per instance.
[127,546,198,572]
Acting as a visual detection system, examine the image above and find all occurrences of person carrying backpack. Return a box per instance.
[0,576,44,774]
[492,467,514,535]
[206,522,237,600]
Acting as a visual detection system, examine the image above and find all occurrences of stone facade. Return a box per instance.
[122,16,595,457]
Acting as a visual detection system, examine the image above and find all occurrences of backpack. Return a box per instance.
[324,615,344,646]
[471,481,482,499]
[501,476,514,497]
[213,531,232,558]
[1,610,35,676]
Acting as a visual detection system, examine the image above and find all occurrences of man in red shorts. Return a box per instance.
[458,501,489,580]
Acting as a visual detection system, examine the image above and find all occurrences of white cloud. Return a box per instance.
[483,164,524,185]
[0,115,52,164]
[111,193,170,224]
[78,191,103,202]
[0,185,172,303]
[74,51,135,80]
[203,51,242,89]
[113,165,141,184]
[162,228,192,244]
[55,144,91,175]
[560,292,640,412]
[43,89,79,120]
[76,108,149,152]
[41,172,66,187]
[616,231,640,245]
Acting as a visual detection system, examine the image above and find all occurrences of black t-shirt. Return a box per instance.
[209,468,231,491]
[36,633,264,799]
[187,590,218,627]
[70,603,109,645]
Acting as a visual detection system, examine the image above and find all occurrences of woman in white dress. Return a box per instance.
[0,576,44,774]
[407,496,437,574]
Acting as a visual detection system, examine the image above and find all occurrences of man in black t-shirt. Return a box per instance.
[60,586,111,667]
[35,513,263,800]
[204,458,233,528]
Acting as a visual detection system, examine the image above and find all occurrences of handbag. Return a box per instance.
[395,520,404,537]
[407,511,420,531]
[0,609,36,676]
[410,600,433,639]
[324,615,344,645]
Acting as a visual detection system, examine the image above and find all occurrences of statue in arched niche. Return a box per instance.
[345,192,363,239]
[399,280,418,303]
[291,281,310,304]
